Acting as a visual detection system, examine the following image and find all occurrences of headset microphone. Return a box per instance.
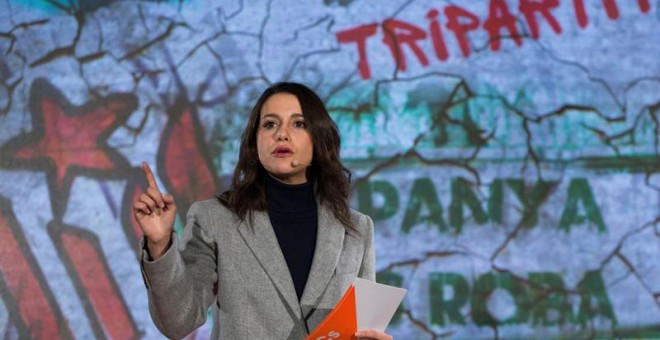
[291,159,310,168]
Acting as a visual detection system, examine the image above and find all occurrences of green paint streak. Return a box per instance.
[334,83,656,171]
[10,0,187,13]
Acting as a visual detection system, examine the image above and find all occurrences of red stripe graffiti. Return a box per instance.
[0,198,72,339]
[157,98,220,218]
[49,222,139,339]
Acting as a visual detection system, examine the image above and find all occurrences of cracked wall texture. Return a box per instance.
[0,0,658,339]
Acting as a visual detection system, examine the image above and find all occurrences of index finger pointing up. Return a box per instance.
[142,162,160,190]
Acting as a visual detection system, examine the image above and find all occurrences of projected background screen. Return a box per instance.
[0,0,658,339]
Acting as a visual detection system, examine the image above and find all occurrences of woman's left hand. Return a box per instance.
[354,329,393,340]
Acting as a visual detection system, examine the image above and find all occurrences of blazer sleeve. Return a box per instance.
[358,213,376,281]
[140,201,218,339]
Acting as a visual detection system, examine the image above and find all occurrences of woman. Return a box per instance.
[135,82,392,339]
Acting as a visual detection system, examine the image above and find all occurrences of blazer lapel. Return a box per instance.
[237,211,301,319]
[299,203,345,314]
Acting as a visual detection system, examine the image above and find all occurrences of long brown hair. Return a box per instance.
[219,82,354,231]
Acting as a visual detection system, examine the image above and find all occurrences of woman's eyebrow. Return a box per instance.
[261,113,281,120]
[261,113,304,119]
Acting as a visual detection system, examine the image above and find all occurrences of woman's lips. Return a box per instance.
[273,146,293,157]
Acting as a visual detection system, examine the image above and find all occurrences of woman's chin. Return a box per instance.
[268,170,307,184]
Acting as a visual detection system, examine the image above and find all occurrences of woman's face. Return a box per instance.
[257,93,313,184]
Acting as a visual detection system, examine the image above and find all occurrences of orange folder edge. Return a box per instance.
[305,285,357,340]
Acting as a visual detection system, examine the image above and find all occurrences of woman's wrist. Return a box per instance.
[146,236,172,260]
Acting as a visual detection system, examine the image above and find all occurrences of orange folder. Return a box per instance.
[305,285,358,340]
[306,278,406,340]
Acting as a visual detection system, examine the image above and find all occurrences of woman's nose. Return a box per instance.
[277,128,290,141]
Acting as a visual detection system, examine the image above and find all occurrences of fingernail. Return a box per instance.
[160,202,165,208]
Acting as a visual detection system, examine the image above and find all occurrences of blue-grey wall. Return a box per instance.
[0,1,658,338]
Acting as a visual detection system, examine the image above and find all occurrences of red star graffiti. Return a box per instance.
[156,97,221,219]
[1,78,137,217]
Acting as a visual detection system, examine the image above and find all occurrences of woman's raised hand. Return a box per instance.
[133,162,177,260]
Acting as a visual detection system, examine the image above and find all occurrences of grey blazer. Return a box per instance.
[141,198,375,340]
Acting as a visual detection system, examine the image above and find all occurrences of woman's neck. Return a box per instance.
[265,175,315,213]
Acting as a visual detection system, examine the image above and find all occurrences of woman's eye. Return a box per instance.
[293,121,306,128]
[262,121,276,129]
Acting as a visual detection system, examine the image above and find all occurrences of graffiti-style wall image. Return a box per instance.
[0,0,658,338]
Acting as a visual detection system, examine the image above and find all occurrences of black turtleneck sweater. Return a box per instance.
[265,175,318,300]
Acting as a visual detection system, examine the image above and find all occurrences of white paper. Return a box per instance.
[354,277,407,331]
